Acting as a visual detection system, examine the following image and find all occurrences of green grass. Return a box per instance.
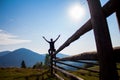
[117,63,120,77]
[70,66,99,80]
[69,64,120,80]
[0,64,120,80]
[0,68,56,80]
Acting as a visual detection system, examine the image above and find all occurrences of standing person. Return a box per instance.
[43,35,60,55]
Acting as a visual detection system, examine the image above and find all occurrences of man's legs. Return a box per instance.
[48,49,51,55]
[48,49,56,55]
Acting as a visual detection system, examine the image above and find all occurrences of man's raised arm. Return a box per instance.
[54,35,60,42]
[42,36,49,42]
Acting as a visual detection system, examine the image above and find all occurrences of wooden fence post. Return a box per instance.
[87,0,118,80]
[36,76,39,80]
[54,54,57,73]
[25,76,28,80]
[50,51,54,76]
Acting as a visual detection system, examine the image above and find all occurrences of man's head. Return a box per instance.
[50,38,53,42]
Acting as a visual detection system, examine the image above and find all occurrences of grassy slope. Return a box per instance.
[69,66,99,80]
[0,68,56,80]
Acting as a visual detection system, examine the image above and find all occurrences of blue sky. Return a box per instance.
[0,0,120,55]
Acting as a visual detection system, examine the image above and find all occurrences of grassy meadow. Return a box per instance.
[0,64,120,80]
[0,68,56,80]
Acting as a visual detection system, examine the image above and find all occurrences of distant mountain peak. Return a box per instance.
[12,48,38,54]
[14,48,30,51]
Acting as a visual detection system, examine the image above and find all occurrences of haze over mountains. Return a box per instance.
[0,48,68,68]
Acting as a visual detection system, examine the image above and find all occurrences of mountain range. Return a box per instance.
[0,48,68,68]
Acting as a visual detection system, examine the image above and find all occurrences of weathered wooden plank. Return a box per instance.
[55,61,99,73]
[53,66,84,80]
[54,72,64,80]
[53,0,118,56]
[54,20,92,55]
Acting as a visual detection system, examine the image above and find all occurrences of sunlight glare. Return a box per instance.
[68,3,85,22]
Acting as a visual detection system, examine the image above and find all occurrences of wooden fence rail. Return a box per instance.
[53,66,84,80]
[55,61,99,73]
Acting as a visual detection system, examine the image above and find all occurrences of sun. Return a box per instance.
[68,3,85,22]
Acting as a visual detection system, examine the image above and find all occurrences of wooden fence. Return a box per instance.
[50,0,120,80]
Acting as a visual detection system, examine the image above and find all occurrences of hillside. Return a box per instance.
[0,48,45,67]
[0,48,69,68]
[58,47,120,61]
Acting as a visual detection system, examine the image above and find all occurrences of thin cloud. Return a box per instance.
[0,29,31,45]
